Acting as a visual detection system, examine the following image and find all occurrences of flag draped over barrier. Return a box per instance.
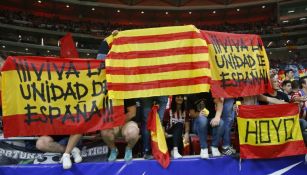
[201,30,271,98]
[106,25,211,99]
[147,105,170,168]
[2,56,124,137]
[237,104,307,159]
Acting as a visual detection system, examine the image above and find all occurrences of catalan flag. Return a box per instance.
[201,30,271,98]
[106,25,211,99]
[2,56,124,137]
[147,105,170,168]
[237,104,307,159]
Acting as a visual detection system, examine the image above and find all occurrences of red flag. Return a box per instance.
[60,33,79,58]
[147,105,170,168]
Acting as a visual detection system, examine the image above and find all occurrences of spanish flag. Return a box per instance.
[2,56,124,137]
[201,30,271,98]
[237,104,307,159]
[106,25,211,99]
[147,105,170,168]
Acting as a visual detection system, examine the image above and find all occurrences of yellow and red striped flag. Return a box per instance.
[201,30,272,98]
[2,56,124,137]
[147,105,170,168]
[106,25,211,99]
[237,104,307,159]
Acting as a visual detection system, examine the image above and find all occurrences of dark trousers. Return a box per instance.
[167,122,184,149]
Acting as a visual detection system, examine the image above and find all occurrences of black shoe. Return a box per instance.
[143,152,154,160]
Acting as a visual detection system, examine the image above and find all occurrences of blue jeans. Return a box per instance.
[221,98,235,147]
[300,119,307,145]
[141,96,168,152]
[193,114,224,149]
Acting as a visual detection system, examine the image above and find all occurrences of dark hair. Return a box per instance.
[299,76,307,89]
[170,95,185,113]
[284,69,293,76]
[291,80,300,90]
[282,80,291,87]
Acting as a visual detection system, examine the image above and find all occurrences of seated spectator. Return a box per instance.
[284,69,294,81]
[36,135,82,169]
[101,99,139,162]
[260,75,289,105]
[164,95,190,159]
[187,92,224,159]
[281,80,292,99]
[299,76,307,118]
[290,80,307,145]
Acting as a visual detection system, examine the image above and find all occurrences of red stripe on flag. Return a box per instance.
[238,103,298,119]
[2,56,103,71]
[3,106,124,137]
[107,46,208,59]
[151,140,170,168]
[106,61,209,75]
[201,30,263,46]
[113,31,202,45]
[108,76,211,91]
[210,79,270,98]
[240,141,307,159]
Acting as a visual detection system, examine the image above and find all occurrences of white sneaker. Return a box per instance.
[200,148,209,159]
[211,146,221,157]
[61,153,72,169]
[71,147,82,163]
[172,149,183,159]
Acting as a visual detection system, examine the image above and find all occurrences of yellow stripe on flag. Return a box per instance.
[2,70,123,116]
[106,68,211,83]
[151,114,168,154]
[111,39,206,52]
[208,45,269,80]
[106,53,209,68]
[237,115,302,146]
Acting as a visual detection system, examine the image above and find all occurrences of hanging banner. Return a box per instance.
[237,103,307,159]
[2,56,124,137]
[201,30,271,98]
[0,141,108,165]
[106,25,211,99]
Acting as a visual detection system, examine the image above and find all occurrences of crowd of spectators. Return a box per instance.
[0,9,306,38]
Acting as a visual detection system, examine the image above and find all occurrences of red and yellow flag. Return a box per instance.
[201,30,271,98]
[106,25,211,99]
[237,104,307,159]
[147,105,170,168]
[2,56,124,137]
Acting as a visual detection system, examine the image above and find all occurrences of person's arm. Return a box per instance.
[125,105,136,122]
[184,120,190,144]
[258,95,288,104]
[210,98,224,127]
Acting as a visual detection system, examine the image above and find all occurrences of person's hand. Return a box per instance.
[210,117,220,127]
[111,30,119,36]
[183,133,189,144]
